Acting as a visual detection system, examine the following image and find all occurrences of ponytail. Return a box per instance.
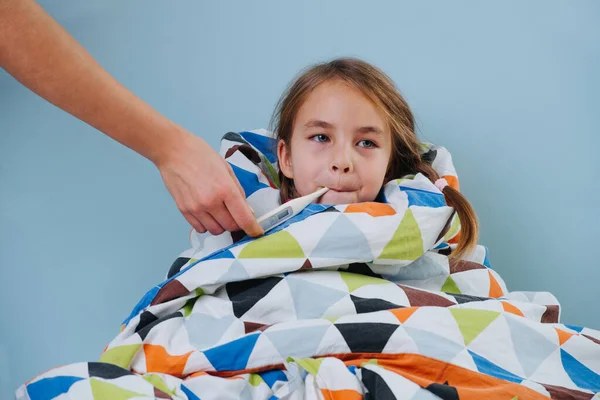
[417,163,479,260]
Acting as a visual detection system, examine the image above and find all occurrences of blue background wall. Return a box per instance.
[1,1,598,396]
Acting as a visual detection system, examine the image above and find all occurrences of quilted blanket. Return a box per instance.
[17,130,600,399]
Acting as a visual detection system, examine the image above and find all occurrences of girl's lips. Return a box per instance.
[326,186,359,192]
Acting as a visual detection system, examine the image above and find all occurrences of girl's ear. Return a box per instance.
[277,140,294,179]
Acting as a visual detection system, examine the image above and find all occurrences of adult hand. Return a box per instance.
[156,130,264,237]
[1,0,263,238]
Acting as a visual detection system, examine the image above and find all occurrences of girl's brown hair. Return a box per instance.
[271,58,478,259]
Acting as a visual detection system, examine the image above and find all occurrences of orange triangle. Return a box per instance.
[345,202,396,217]
[501,301,524,317]
[448,231,461,244]
[554,328,575,346]
[442,175,459,191]
[488,270,504,298]
[321,389,362,400]
[390,307,418,324]
[144,344,193,376]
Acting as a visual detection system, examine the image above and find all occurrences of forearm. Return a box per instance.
[0,0,183,164]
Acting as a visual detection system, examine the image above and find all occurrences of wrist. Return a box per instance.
[146,121,189,168]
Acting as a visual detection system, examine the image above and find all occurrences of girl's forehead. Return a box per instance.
[296,80,388,129]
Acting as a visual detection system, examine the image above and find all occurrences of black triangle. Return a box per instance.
[88,362,134,379]
[426,381,460,400]
[136,311,182,341]
[449,293,490,304]
[231,230,247,244]
[167,257,190,278]
[346,263,382,278]
[226,277,283,318]
[421,149,438,165]
[222,131,247,144]
[335,323,398,353]
[361,367,397,400]
[350,295,404,314]
[134,311,158,334]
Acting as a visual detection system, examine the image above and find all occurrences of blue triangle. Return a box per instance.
[266,324,330,359]
[505,315,556,377]
[229,163,269,197]
[404,327,464,363]
[286,276,347,319]
[186,314,237,350]
[27,376,84,400]
[564,324,584,333]
[560,349,600,391]
[402,187,446,208]
[218,260,250,283]
[180,384,201,400]
[310,214,372,259]
[212,249,236,260]
[259,369,288,388]
[239,131,278,163]
[204,333,260,371]
[468,350,523,383]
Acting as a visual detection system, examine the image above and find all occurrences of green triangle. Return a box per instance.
[340,271,389,293]
[450,308,500,345]
[182,288,205,317]
[143,374,175,396]
[287,357,323,375]
[238,230,305,259]
[182,298,195,317]
[441,276,461,294]
[443,214,461,241]
[90,378,145,400]
[99,344,140,369]
[378,209,424,261]
[394,178,411,186]
[248,373,264,387]
[264,158,280,187]
[360,359,379,367]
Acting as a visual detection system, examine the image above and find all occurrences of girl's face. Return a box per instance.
[278,79,392,204]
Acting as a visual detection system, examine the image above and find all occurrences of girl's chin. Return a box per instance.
[317,190,360,205]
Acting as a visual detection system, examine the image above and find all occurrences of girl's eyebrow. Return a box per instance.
[357,126,383,135]
[304,119,334,130]
[304,120,383,135]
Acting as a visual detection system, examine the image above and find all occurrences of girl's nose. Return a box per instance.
[330,147,353,174]
[332,164,351,173]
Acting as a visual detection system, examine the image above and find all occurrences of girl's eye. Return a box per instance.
[311,134,329,143]
[358,140,377,148]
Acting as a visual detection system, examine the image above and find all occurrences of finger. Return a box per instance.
[210,203,240,233]
[197,211,226,236]
[225,191,264,237]
[182,210,206,234]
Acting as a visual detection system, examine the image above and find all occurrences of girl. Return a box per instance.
[273,57,478,259]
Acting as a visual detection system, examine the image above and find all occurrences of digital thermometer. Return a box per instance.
[256,187,330,233]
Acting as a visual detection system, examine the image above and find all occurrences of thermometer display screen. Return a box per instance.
[277,208,291,220]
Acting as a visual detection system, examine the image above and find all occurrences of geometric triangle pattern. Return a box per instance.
[505,316,557,378]
[18,130,600,399]
[450,308,500,346]
[378,209,424,261]
[310,213,373,260]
